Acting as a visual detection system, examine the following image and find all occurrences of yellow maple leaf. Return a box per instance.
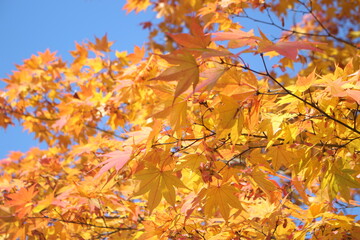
[268,145,293,171]
[133,165,187,213]
[246,167,281,202]
[203,183,243,221]
[215,95,241,139]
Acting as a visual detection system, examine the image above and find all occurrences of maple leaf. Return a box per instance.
[322,160,360,201]
[325,77,349,97]
[194,64,228,93]
[151,52,199,100]
[70,42,88,64]
[127,45,145,64]
[133,165,187,213]
[215,95,240,139]
[345,89,360,104]
[153,99,188,132]
[257,31,325,60]
[268,145,293,171]
[89,34,113,53]
[52,115,69,130]
[203,183,243,221]
[6,185,38,218]
[246,98,261,133]
[246,167,281,202]
[38,49,57,65]
[140,21,152,30]
[123,0,151,13]
[324,77,360,103]
[123,126,153,146]
[195,48,234,58]
[32,192,54,213]
[296,68,316,92]
[212,29,259,48]
[175,153,207,171]
[292,176,310,205]
[167,18,211,48]
[95,147,132,178]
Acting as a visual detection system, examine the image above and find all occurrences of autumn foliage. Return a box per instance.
[1,0,360,239]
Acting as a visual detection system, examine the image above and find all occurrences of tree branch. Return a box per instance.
[259,54,360,135]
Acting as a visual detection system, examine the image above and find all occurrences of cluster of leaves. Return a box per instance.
[1,0,360,239]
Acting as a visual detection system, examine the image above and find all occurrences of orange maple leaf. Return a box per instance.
[128,45,145,64]
[89,34,113,53]
[38,49,57,64]
[296,68,316,92]
[167,18,211,49]
[123,0,151,14]
[6,185,38,218]
[152,52,199,100]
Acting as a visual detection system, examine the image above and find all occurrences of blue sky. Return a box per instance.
[0,0,156,159]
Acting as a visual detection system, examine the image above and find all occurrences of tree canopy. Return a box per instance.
[1,0,360,239]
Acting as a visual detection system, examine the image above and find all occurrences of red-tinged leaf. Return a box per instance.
[151,53,199,100]
[95,147,132,178]
[212,29,259,49]
[212,29,255,41]
[124,127,152,146]
[268,41,323,60]
[189,48,234,59]
[114,80,134,92]
[194,64,228,93]
[167,18,211,48]
[326,78,349,97]
[258,31,325,60]
[52,115,69,130]
[140,21,152,30]
[345,89,360,104]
